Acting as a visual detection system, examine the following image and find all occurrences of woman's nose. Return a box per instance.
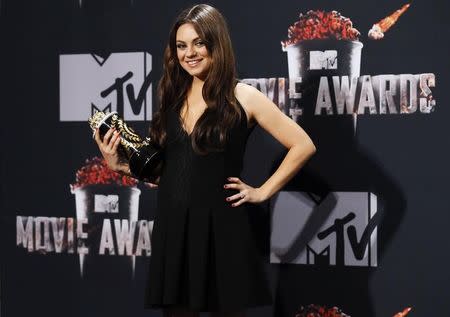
[186,46,197,57]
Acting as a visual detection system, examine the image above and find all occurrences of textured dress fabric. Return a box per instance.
[145,101,273,312]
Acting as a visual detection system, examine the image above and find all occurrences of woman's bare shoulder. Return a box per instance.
[234,82,260,126]
[235,82,258,100]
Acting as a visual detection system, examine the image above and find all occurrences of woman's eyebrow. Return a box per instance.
[176,37,201,43]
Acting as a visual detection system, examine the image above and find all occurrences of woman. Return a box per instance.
[95,4,316,317]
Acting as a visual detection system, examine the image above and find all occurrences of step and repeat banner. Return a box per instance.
[2,1,449,317]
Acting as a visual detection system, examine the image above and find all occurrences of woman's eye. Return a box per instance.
[176,44,186,49]
[195,41,205,46]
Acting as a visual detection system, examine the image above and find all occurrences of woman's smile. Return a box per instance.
[186,58,203,67]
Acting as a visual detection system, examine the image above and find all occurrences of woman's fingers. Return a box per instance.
[107,131,120,152]
[92,127,122,172]
[223,176,243,189]
[231,198,245,207]
[224,183,239,189]
[94,128,102,146]
[223,177,260,206]
[103,128,114,147]
[227,177,242,183]
[112,133,121,152]
[225,191,246,202]
[224,177,249,206]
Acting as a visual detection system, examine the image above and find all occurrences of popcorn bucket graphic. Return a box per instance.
[281,9,364,128]
[73,184,141,279]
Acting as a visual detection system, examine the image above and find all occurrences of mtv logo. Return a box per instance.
[309,50,338,70]
[59,52,152,121]
[270,191,378,267]
[94,194,119,213]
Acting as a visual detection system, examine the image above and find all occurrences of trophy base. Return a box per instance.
[129,145,164,183]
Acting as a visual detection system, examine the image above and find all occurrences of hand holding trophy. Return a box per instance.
[89,111,164,185]
[94,125,124,171]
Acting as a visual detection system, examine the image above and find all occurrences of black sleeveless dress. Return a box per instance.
[145,101,273,312]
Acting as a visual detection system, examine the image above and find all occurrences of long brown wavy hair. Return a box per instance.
[148,4,242,155]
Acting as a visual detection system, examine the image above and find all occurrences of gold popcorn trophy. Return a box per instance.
[88,111,163,182]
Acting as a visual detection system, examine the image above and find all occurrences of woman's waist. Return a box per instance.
[157,176,240,201]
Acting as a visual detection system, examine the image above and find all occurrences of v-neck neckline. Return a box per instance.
[179,119,195,137]
[176,99,251,138]
[178,107,206,137]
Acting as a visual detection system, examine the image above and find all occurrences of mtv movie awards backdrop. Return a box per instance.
[1,1,449,317]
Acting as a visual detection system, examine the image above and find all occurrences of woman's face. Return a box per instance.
[176,23,211,80]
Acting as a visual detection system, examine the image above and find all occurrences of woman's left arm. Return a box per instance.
[227,83,316,205]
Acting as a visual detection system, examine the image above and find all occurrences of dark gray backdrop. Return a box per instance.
[1,0,449,316]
